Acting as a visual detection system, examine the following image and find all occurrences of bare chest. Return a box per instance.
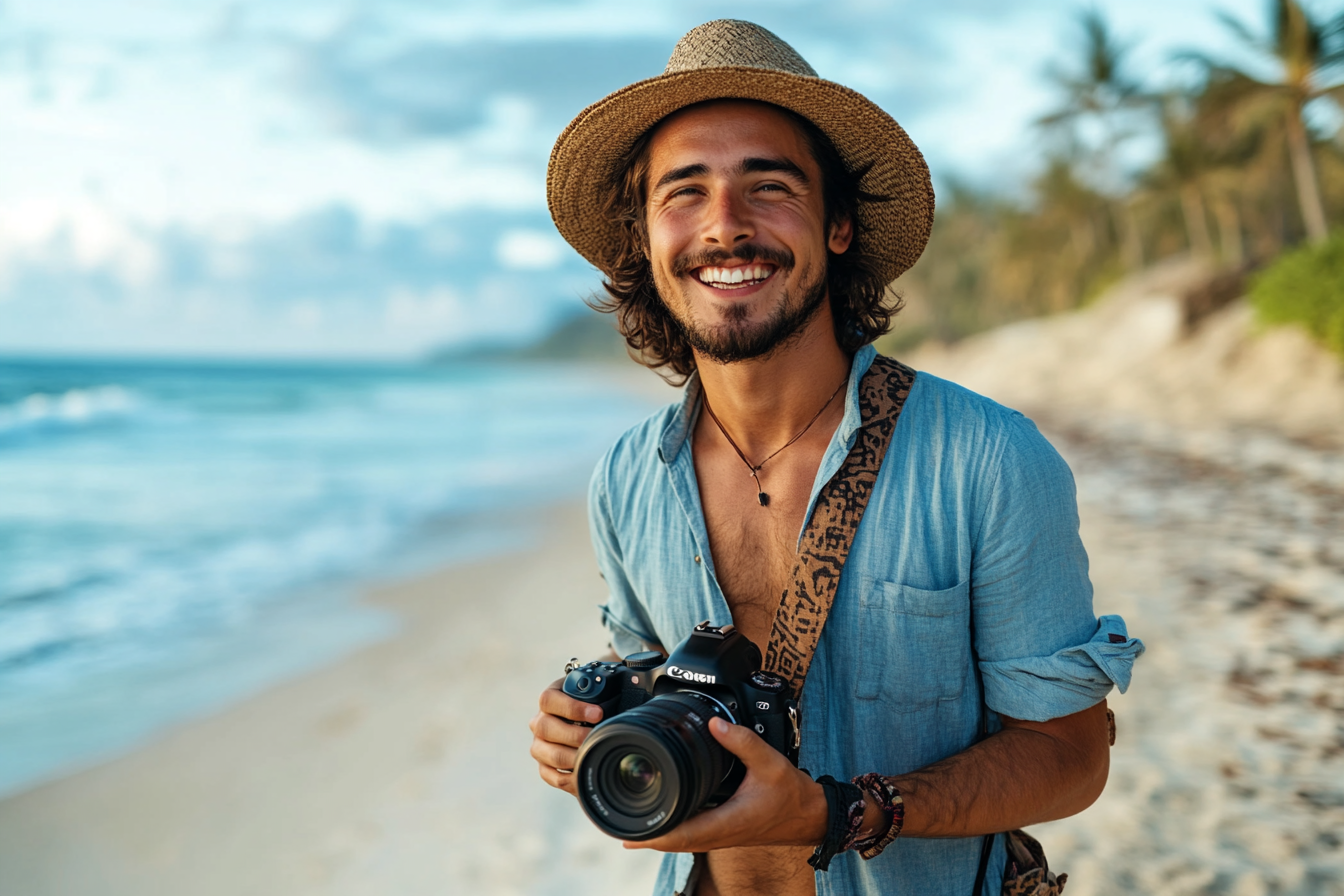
[693,430,824,653]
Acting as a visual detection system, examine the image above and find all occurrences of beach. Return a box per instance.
[0,499,664,896]
[3,269,1342,895]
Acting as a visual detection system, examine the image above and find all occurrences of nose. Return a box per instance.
[699,188,754,248]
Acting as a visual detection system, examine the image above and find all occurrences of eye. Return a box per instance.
[662,185,703,202]
[755,182,790,194]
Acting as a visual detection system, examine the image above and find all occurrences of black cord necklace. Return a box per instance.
[701,375,848,507]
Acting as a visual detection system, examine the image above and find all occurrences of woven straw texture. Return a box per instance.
[547,19,934,284]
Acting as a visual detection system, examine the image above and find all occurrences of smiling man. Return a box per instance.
[529,20,1142,896]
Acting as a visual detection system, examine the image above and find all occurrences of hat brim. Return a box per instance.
[547,66,933,285]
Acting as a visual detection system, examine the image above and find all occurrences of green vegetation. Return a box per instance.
[882,1,1344,349]
[1249,229,1344,355]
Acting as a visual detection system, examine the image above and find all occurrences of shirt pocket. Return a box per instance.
[855,579,971,709]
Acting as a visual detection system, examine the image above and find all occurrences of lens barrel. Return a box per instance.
[574,691,734,840]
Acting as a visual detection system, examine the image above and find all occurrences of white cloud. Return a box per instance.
[0,198,161,286]
[496,228,564,271]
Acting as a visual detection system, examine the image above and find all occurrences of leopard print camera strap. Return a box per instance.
[763,355,915,698]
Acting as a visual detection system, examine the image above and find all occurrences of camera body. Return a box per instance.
[561,650,664,721]
[562,621,800,840]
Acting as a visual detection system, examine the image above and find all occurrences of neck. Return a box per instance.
[693,306,852,458]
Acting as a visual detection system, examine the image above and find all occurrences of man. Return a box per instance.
[529,20,1142,896]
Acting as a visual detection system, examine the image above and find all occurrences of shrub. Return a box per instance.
[1249,231,1344,357]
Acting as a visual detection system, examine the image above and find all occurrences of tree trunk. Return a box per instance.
[1212,194,1243,266]
[1069,216,1095,261]
[1284,103,1329,243]
[1180,183,1214,260]
[1112,200,1144,271]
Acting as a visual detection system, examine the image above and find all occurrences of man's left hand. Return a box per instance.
[622,716,828,853]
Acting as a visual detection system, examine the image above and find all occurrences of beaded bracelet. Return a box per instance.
[850,773,905,860]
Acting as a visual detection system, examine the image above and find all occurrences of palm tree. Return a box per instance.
[1188,0,1344,243]
[1038,8,1153,269]
[1148,95,1217,259]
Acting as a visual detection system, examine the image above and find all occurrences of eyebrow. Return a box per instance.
[653,163,709,192]
[739,156,809,183]
[651,156,811,193]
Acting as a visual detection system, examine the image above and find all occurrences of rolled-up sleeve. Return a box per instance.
[588,453,659,658]
[970,415,1144,722]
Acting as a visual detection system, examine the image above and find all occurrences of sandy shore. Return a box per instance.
[0,500,662,896]
[4,293,1341,895]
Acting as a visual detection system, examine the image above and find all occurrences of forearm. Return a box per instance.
[864,701,1111,840]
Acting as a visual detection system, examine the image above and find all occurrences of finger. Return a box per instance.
[538,762,578,794]
[707,716,776,766]
[539,685,603,725]
[531,713,592,749]
[530,737,578,772]
[624,795,755,853]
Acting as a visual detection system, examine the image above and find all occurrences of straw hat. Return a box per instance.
[547,19,934,285]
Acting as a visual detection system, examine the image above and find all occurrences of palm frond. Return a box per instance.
[1216,8,1269,54]
[1318,10,1344,69]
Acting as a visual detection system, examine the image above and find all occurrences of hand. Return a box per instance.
[623,717,829,853]
[529,677,603,796]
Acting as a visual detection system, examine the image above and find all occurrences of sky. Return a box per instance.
[0,0,1290,359]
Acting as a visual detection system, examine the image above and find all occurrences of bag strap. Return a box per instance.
[763,355,916,698]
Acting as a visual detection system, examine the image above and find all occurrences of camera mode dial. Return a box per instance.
[624,651,665,670]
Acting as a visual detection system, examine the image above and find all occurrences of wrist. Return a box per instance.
[803,778,830,845]
[808,775,866,871]
[856,791,883,841]
[850,772,905,860]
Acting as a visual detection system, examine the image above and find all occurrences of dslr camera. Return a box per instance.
[562,621,800,840]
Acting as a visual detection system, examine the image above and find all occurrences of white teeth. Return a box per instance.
[696,265,773,286]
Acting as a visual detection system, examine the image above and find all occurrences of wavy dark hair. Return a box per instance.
[591,101,900,382]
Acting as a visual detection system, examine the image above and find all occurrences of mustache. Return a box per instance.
[671,243,795,278]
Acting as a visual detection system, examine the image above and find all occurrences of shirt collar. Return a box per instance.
[657,343,878,465]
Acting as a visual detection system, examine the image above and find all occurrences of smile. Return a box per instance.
[694,264,776,290]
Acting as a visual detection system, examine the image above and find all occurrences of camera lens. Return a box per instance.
[573,691,737,841]
[618,753,657,793]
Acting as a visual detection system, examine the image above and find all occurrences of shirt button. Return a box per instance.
[694,555,702,564]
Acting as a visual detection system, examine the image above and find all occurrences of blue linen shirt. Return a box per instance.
[588,344,1144,896]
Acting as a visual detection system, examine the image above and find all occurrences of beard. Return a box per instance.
[655,243,829,365]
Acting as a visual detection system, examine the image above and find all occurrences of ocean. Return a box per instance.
[0,357,665,798]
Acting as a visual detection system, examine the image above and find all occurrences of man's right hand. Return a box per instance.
[529,677,604,796]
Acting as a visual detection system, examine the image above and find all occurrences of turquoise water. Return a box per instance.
[0,357,662,797]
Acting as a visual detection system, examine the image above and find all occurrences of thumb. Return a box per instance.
[709,716,772,764]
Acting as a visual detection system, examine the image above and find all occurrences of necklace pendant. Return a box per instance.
[758,491,770,507]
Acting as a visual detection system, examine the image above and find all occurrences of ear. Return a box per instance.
[827,215,853,255]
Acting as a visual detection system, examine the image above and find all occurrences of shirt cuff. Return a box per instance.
[979,615,1144,722]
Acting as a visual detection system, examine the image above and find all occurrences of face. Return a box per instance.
[642,101,853,364]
